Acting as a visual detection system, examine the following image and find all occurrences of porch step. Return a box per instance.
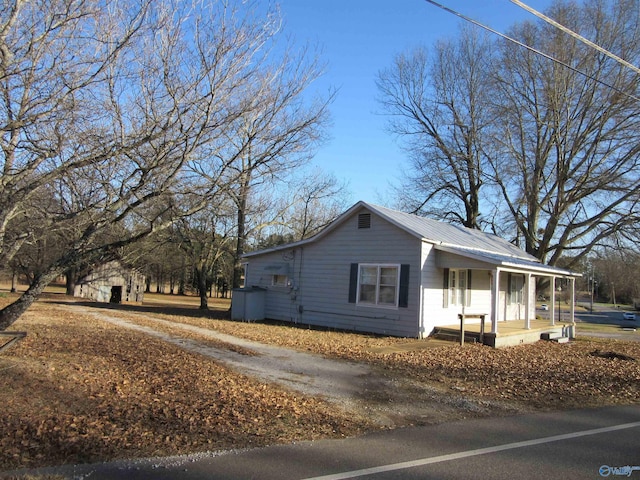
[429,327,479,344]
[540,331,570,343]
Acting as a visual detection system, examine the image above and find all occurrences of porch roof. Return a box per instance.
[435,244,579,278]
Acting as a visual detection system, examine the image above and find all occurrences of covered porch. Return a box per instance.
[434,245,579,347]
[432,317,576,348]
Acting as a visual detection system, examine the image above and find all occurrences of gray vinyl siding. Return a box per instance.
[244,207,422,337]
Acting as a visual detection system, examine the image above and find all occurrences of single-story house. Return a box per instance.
[235,201,579,347]
[73,260,145,304]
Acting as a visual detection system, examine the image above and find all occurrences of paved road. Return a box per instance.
[575,303,635,325]
[572,303,640,342]
[537,303,639,341]
[8,406,639,480]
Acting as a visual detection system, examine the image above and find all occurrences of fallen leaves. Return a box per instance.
[0,301,372,471]
[2,294,640,473]
[143,310,640,411]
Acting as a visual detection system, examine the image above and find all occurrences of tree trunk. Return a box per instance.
[0,268,63,331]
[195,268,208,310]
[232,190,247,289]
[65,267,77,295]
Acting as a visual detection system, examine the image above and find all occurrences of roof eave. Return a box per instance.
[434,244,580,277]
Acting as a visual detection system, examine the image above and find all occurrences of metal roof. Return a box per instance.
[364,203,535,261]
[243,201,578,277]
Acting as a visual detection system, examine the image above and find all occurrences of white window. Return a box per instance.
[358,264,399,307]
[272,274,288,287]
[449,269,471,307]
[509,273,524,304]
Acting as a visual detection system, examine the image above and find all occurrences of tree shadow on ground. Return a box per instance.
[46,295,231,320]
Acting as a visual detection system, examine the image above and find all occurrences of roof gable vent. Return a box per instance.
[358,213,371,229]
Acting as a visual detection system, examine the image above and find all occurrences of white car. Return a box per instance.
[622,312,636,321]
[540,304,549,311]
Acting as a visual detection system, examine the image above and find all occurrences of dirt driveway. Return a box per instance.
[70,304,515,427]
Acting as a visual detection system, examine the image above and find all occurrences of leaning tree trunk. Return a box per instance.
[0,267,64,331]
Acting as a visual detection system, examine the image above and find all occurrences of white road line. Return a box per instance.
[303,421,640,480]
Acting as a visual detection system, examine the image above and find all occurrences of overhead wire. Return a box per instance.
[510,0,640,76]
[422,0,640,103]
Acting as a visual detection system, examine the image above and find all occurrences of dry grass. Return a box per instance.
[1,290,639,473]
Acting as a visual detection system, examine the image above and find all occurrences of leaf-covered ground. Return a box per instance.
[1,292,639,473]
[0,297,373,471]
[147,309,640,409]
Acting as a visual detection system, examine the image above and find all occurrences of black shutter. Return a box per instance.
[466,270,472,307]
[348,263,358,303]
[399,264,410,308]
[443,268,449,308]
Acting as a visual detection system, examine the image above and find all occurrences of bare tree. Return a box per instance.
[245,168,349,251]
[376,27,495,229]
[216,47,333,289]
[285,169,350,240]
[378,0,640,269]
[0,0,290,330]
[491,0,640,267]
[170,200,235,309]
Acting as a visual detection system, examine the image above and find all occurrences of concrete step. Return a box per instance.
[540,331,569,343]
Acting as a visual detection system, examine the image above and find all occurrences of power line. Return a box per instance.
[510,0,640,76]
[422,0,640,103]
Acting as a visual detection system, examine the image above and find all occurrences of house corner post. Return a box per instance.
[524,273,531,330]
[491,269,500,334]
[569,277,576,338]
[550,276,556,327]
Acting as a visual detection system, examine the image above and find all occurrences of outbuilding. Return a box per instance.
[237,201,578,347]
[73,260,145,304]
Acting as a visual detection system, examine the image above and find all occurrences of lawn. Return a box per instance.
[1,291,639,472]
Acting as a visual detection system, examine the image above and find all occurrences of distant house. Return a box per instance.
[73,260,145,304]
[235,201,579,347]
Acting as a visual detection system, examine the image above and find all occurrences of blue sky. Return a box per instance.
[278,0,557,204]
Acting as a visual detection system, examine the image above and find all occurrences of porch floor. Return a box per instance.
[431,318,575,348]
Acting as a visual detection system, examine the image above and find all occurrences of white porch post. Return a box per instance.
[491,268,500,334]
[524,273,531,329]
[569,277,576,338]
[550,276,556,326]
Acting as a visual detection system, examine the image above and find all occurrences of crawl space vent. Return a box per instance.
[358,213,371,229]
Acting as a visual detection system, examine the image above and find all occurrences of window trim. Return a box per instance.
[446,268,471,308]
[508,273,524,305]
[356,263,400,308]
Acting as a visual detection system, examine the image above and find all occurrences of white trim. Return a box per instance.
[448,268,469,307]
[491,268,500,334]
[356,263,400,309]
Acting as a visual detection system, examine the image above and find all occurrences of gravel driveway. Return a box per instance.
[69,305,510,427]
